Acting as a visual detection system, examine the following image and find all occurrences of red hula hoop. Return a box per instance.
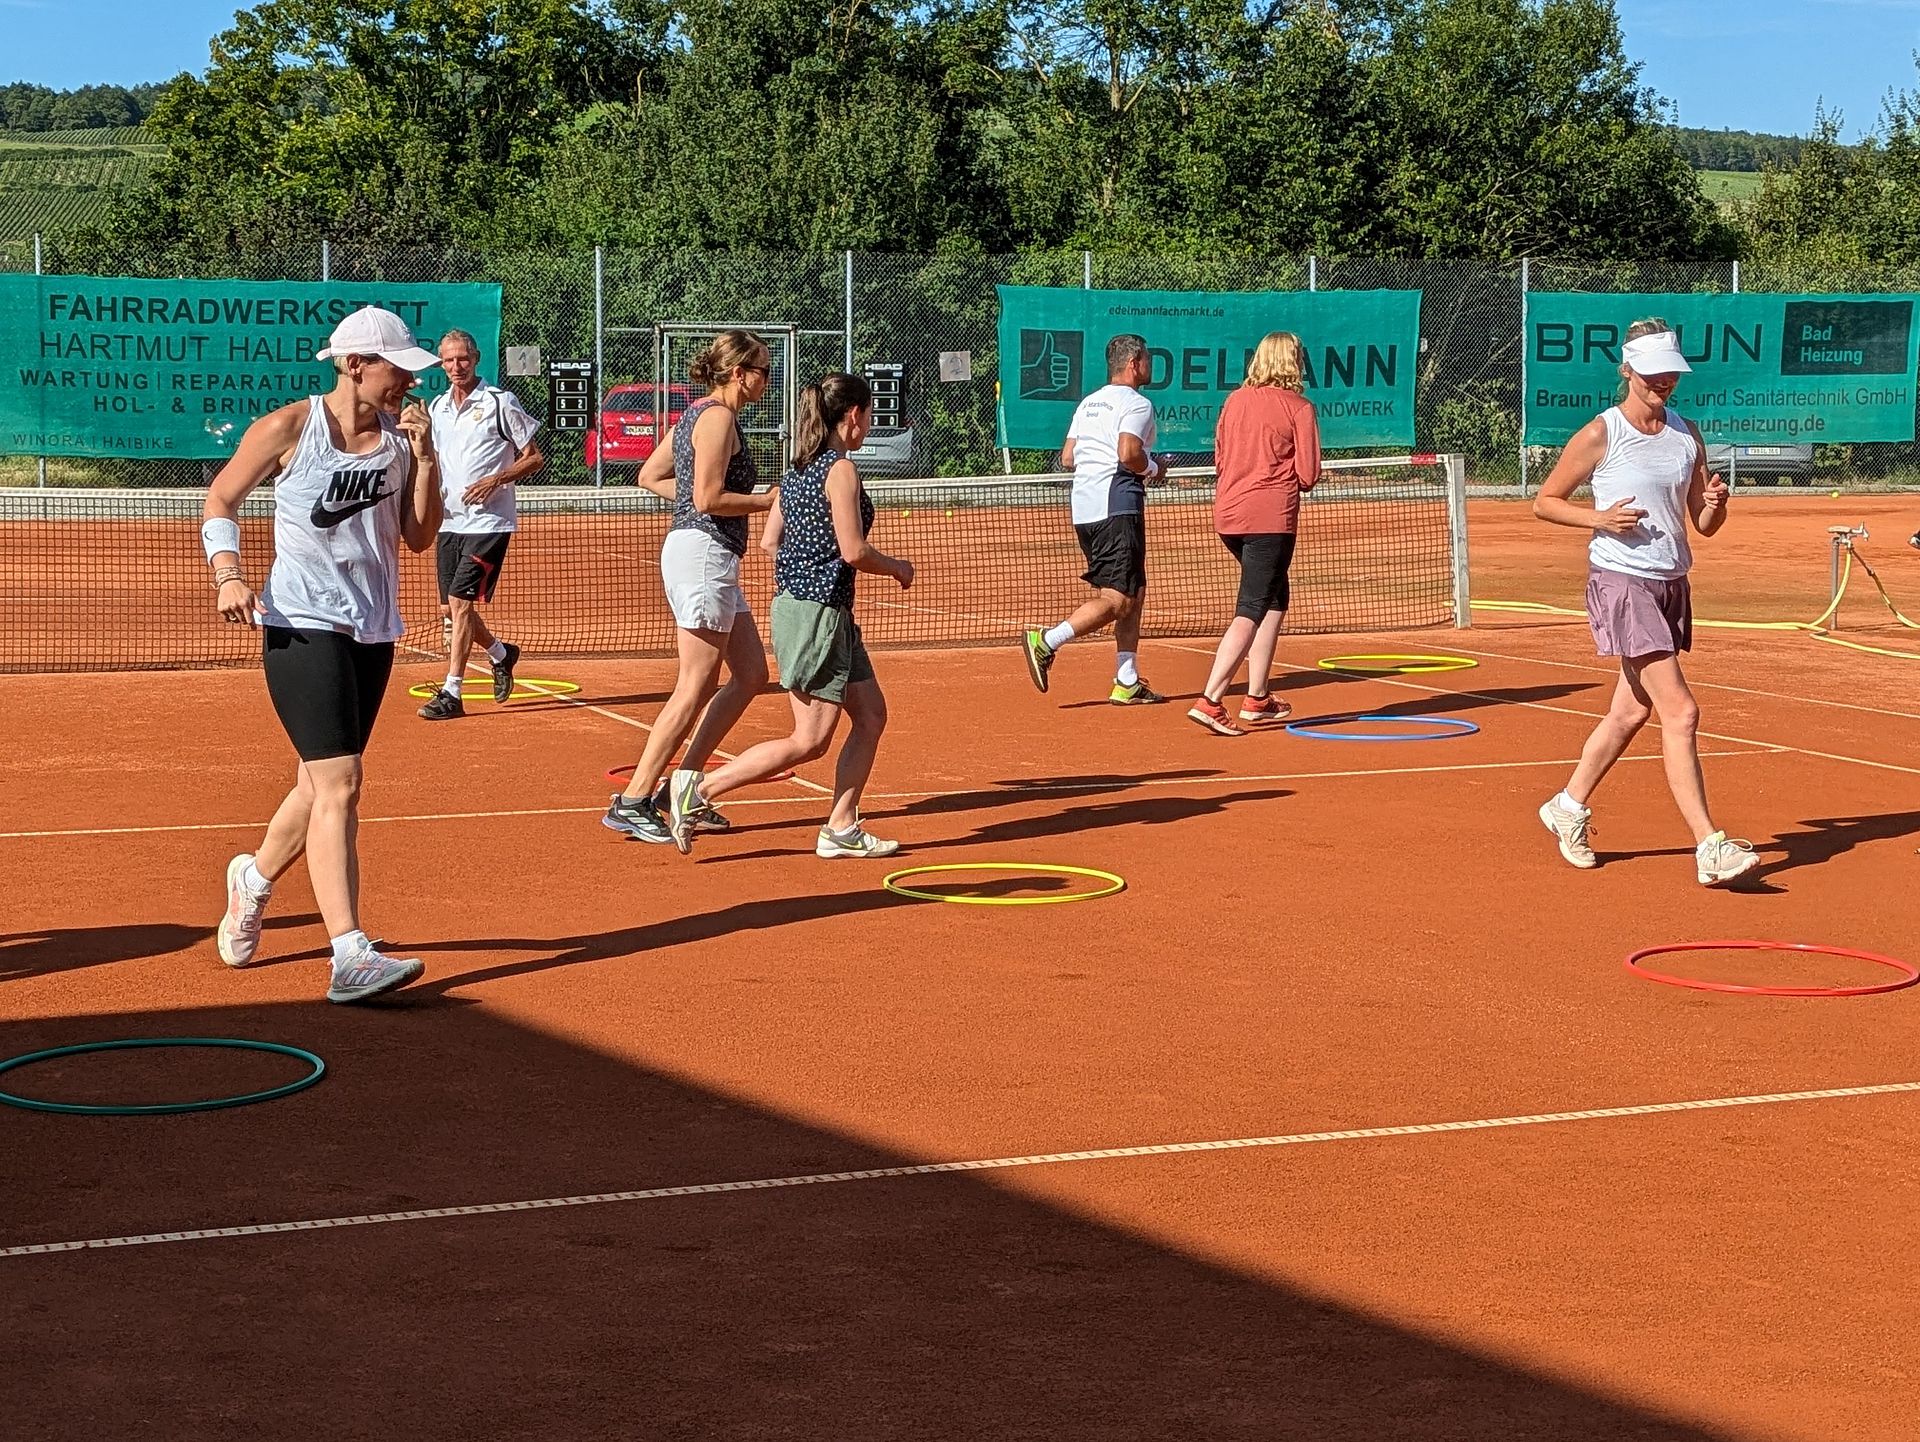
[1625,940,1920,997]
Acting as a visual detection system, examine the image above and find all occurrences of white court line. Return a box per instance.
[5,1079,1914,1259]
[1448,639,1920,724]
[1158,641,1920,778]
[0,750,1774,840]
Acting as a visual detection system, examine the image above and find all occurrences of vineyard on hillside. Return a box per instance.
[0,126,160,254]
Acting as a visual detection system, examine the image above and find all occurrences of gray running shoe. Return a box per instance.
[490,641,521,704]
[815,824,900,859]
[326,941,424,1004]
[603,792,670,844]
[1538,797,1597,869]
[418,688,464,721]
[1696,831,1760,887]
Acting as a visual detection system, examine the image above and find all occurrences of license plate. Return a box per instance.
[622,423,653,437]
[1741,447,1785,457]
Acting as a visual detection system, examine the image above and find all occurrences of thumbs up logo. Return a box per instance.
[1019,329,1083,401]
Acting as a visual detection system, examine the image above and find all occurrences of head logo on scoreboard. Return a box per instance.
[1018,328,1083,402]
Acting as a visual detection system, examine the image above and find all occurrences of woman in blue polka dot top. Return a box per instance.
[665,374,915,858]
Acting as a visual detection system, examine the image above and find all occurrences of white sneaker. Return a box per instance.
[666,768,704,856]
[326,941,424,1004]
[1538,797,1597,869]
[216,853,272,967]
[1696,831,1760,887]
[815,824,900,859]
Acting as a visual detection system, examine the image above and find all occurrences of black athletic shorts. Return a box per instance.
[436,532,513,603]
[1221,533,1298,622]
[262,626,395,762]
[1074,513,1148,596]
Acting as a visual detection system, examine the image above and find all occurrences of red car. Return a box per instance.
[584,382,697,466]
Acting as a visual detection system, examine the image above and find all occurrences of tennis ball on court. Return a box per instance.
[901,509,911,518]
[1831,490,1841,498]
[946,509,955,518]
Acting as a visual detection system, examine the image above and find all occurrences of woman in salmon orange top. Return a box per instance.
[1187,331,1321,737]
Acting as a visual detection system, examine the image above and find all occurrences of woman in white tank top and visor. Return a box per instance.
[199,305,445,1002]
[1532,318,1760,888]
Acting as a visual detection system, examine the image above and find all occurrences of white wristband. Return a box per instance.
[201,516,241,562]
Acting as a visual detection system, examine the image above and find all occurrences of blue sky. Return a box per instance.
[2,0,1917,141]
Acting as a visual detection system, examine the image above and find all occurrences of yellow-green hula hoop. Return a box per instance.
[881,862,1127,905]
[1316,653,1479,675]
[406,679,582,703]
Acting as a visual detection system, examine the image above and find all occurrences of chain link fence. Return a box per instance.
[7,241,1920,490]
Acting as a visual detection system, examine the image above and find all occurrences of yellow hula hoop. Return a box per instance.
[406,679,582,702]
[881,862,1127,906]
[1316,653,1479,674]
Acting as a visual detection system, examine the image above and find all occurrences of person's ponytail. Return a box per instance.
[790,373,873,471]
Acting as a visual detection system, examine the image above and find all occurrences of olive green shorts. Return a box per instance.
[770,593,873,704]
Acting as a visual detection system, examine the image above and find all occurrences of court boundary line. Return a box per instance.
[0,749,1776,840]
[5,1079,1914,1259]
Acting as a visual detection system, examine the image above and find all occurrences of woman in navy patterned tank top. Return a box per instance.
[667,374,915,859]
[604,330,778,845]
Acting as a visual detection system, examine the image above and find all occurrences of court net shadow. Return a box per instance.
[2,997,1740,1442]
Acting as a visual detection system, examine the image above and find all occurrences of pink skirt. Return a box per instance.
[1586,565,1691,657]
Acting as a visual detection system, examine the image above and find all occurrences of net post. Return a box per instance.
[1445,452,1471,627]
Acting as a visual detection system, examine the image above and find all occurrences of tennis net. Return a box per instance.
[0,454,1467,672]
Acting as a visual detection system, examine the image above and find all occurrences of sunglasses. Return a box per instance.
[740,363,771,377]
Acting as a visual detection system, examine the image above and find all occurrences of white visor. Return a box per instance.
[1622,331,1691,376]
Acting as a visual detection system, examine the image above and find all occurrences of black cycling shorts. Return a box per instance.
[262,626,395,762]
[1074,513,1148,596]
[1221,533,1297,622]
[436,532,512,603]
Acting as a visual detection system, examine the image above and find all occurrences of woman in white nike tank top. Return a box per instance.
[1531,317,1759,888]
[199,305,445,1003]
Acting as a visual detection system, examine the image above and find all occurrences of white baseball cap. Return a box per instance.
[315,306,443,372]
[1622,330,1692,376]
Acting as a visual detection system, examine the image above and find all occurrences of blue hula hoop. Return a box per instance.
[1284,713,1481,742]
[0,1038,326,1116]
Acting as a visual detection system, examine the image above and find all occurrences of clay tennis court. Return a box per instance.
[5,494,1920,1439]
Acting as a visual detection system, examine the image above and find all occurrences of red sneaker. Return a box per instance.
[1239,693,1291,724]
[1187,698,1245,736]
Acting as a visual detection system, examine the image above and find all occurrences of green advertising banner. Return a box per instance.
[1524,291,1920,445]
[0,276,504,459]
[997,286,1420,450]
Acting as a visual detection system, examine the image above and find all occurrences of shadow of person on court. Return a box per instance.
[1742,808,1920,888]
[1283,681,1597,732]
[703,788,1294,865]
[701,769,1230,841]
[0,914,320,984]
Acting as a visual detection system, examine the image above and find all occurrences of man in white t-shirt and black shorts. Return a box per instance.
[418,328,544,719]
[1020,333,1168,704]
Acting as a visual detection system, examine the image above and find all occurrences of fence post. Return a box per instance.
[1308,254,1317,292]
[320,238,330,282]
[1731,260,1740,294]
[844,250,854,372]
[1082,251,1091,289]
[34,233,45,488]
[1518,257,1530,498]
[593,245,604,490]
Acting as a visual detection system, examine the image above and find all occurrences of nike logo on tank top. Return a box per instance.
[259,395,411,642]
[1587,405,1697,581]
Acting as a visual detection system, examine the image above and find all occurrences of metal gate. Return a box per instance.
[654,322,798,479]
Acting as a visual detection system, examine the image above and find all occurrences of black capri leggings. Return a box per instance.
[1220,533,1298,622]
[262,626,395,762]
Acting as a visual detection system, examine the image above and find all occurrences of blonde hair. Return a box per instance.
[1617,315,1670,399]
[689,329,766,391]
[1243,332,1305,391]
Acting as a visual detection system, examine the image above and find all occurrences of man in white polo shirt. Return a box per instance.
[1020,332,1168,704]
[417,328,544,719]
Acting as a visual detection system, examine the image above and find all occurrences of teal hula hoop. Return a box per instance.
[0,1038,326,1116]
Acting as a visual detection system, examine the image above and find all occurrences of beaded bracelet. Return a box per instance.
[212,566,247,590]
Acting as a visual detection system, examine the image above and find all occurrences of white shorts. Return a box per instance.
[660,527,749,633]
